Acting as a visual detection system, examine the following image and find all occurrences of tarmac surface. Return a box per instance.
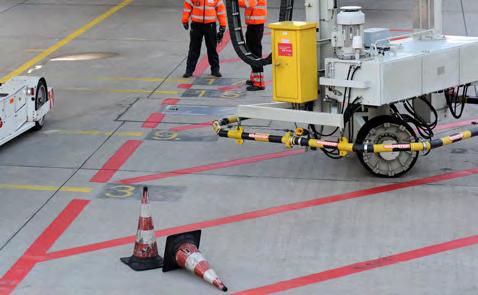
[0,0,477,294]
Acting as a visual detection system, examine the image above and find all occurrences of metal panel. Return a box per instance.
[460,42,478,84]
[382,55,423,104]
[320,77,370,89]
[422,47,459,93]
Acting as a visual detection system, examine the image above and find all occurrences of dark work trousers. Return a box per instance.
[245,24,264,73]
[185,22,219,74]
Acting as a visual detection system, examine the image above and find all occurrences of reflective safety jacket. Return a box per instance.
[239,0,267,25]
[182,0,227,27]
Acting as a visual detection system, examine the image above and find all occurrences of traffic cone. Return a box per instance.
[163,230,228,292]
[120,187,163,271]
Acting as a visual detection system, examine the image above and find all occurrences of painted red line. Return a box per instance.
[162,98,180,106]
[141,112,165,129]
[177,83,193,89]
[142,98,180,129]
[389,28,414,32]
[221,54,269,65]
[0,199,90,294]
[118,149,306,184]
[89,140,143,183]
[435,117,478,131]
[218,85,241,91]
[390,36,409,41]
[193,31,231,77]
[169,121,212,132]
[220,57,242,64]
[234,234,478,294]
[42,167,478,262]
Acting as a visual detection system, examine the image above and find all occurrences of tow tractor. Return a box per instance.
[214,0,478,177]
[0,76,53,147]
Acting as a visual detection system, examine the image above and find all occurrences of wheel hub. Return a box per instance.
[361,121,417,177]
[377,133,400,161]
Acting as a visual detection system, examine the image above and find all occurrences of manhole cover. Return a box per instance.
[163,105,235,116]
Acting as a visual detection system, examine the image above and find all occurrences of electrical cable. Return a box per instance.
[445,85,467,119]
[402,96,438,139]
[341,65,354,113]
[345,66,361,141]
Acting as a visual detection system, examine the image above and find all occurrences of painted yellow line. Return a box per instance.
[0,0,133,83]
[99,76,190,83]
[64,87,180,95]
[46,129,144,137]
[0,184,93,193]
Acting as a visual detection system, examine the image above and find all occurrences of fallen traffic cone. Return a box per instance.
[120,187,163,271]
[163,230,227,292]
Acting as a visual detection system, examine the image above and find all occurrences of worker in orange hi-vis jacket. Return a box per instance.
[182,0,227,78]
[239,0,267,91]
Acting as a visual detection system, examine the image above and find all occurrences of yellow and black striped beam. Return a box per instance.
[213,117,478,154]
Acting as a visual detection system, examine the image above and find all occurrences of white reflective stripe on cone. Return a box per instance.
[185,252,206,271]
[203,269,219,284]
[136,230,155,243]
[140,204,152,218]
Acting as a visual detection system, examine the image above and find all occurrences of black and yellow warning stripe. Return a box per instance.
[213,117,478,154]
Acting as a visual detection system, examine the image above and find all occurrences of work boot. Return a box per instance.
[211,71,222,78]
[247,85,265,91]
[183,72,193,78]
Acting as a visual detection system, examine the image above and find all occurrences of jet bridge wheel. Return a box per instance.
[356,115,419,177]
[33,78,48,131]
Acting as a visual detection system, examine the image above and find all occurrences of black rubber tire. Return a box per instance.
[33,78,48,131]
[356,115,419,177]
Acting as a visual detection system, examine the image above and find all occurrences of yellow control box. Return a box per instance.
[269,21,318,103]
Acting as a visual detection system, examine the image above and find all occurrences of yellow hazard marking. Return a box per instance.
[46,129,144,137]
[0,184,93,193]
[63,87,180,95]
[0,0,133,83]
[99,76,189,83]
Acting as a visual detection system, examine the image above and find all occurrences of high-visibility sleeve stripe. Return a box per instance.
[245,15,267,20]
[191,15,217,21]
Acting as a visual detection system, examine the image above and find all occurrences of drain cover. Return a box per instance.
[163,105,235,116]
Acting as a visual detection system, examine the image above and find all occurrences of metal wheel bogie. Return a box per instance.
[355,115,419,177]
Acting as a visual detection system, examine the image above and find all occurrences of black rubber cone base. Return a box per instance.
[120,255,163,271]
[163,230,201,272]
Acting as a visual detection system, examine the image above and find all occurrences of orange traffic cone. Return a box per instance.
[163,230,227,292]
[120,187,163,271]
